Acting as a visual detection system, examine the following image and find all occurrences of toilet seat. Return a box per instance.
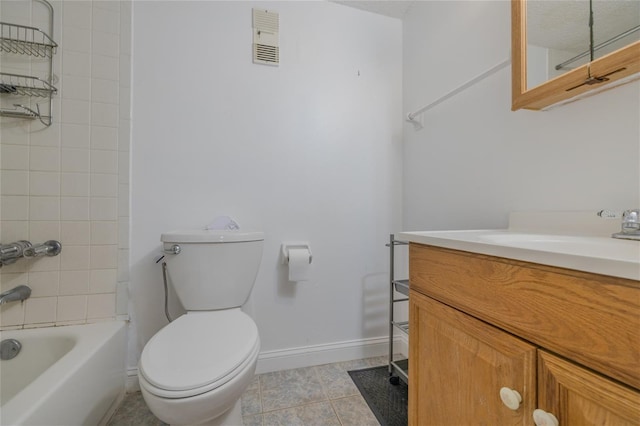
[139,309,259,399]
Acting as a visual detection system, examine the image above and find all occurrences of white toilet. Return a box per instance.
[138,229,264,426]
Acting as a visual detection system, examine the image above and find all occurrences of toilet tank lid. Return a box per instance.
[161,229,264,243]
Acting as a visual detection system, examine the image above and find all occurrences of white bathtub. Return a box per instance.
[0,321,126,426]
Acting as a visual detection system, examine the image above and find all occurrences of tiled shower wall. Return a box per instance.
[0,0,131,329]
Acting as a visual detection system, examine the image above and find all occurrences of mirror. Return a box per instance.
[512,0,640,110]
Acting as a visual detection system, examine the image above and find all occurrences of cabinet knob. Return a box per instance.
[533,409,559,426]
[499,387,522,410]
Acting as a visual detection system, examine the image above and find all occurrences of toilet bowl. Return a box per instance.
[138,229,264,426]
[139,309,260,426]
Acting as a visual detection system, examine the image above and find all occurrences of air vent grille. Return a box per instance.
[254,44,279,64]
[252,9,279,66]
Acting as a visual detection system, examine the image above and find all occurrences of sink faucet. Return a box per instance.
[0,285,31,305]
[612,209,640,240]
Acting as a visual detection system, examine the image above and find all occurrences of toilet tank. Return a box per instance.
[161,230,264,311]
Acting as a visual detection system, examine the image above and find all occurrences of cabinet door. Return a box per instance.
[409,290,537,425]
[538,351,640,425]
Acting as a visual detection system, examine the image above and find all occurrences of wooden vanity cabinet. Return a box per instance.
[408,243,640,426]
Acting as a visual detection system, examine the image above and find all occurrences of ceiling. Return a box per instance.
[330,0,414,19]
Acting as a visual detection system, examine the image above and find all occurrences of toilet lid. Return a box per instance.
[139,310,259,392]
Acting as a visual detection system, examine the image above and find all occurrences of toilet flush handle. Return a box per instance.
[163,244,181,255]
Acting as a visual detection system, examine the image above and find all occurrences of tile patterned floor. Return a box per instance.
[108,356,386,426]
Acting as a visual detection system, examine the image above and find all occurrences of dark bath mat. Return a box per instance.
[348,364,408,426]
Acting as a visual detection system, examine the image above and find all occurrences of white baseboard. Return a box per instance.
[125,335,408,385]
[126,367,140,393]
[256,335,407,374]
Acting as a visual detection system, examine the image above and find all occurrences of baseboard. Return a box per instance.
[125,335,407,383]
[126,367,140,393]
[255,335,404,374]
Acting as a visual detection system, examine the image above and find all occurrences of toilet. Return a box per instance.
[138,229,264,426]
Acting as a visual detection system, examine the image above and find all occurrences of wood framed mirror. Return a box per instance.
[512,0,640,111]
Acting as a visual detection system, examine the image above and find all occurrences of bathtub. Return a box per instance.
[0,321,126,426]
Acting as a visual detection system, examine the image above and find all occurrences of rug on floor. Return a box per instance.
[348,363,408,426]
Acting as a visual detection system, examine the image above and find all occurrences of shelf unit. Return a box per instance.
[0,0,58,126]
[387,234,409,385]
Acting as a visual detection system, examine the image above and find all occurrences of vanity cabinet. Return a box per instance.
[408,243,640,426]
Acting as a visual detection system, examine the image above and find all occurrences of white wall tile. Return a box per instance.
[63,26,91,53]
[29,197,60,221]
[91,126,118,150]
[90,244,118,269]
[30,146,60,172]
[91,103,118,127]
[29,125,61,148]
[118,152,129,184]
[117,248,129,282]
[60,245,90,270]
[87,293,115,319]
[61,221,91,245]
[92,54,119,81]
[1,171,29,195]
[28,255,60,272]
[1,221,29,243]
[62,124,91,148]
[89,268,117,293]
[61,196,89,220]
[59,270,89,295]
[57,295,87,321]
[61,99,91,125]
[30,172,61,196]
[91,150,118,173]
[29,220,60,241]
[62,50,91,78]
[115,281,128,315]
[61,172,90,196]
[92,78,119,104]
[0,272,27,291]
[1,145,29,170]
[24,297,57,324]
[91,221,118,244]
[93,7,119,34]
[90,197,117,220]
[91,173,118,197]
[0,124,29,146]
[0,302,25,327]
[61,148,90,173]
[28,271,60,297]
[62,75,92,101]
[118,183,129,217]
[1,196,29,220]
[63,1,92,30]
[0,0,129,329]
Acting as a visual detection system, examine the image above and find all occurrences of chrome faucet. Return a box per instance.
[0,241,32,267]
[0,285,31,305]
[612,209,640,240]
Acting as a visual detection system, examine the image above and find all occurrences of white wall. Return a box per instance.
[130,1,402,369]
[403,1,640,232]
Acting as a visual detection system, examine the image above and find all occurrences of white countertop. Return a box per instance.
[396,229,640,281]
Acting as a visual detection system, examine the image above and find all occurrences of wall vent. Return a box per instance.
[252,9,279,66]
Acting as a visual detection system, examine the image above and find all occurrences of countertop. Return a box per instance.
[396,229,640,281]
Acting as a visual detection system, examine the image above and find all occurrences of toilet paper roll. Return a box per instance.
[288,248,311,282]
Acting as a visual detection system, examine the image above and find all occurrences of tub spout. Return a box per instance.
[0,285,31,305]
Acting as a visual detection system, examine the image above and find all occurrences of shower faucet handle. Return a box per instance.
[23,240,62,258]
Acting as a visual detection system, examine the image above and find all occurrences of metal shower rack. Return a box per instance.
[0,0,58,126]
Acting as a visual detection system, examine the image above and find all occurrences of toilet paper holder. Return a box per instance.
[281,243,313,264]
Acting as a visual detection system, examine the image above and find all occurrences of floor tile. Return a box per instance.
[107,392,167,426]
[331,394,381,426]
[260,366,326,412]
[261,401,341,426]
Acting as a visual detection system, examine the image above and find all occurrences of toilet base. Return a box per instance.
[171,400,242,426]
